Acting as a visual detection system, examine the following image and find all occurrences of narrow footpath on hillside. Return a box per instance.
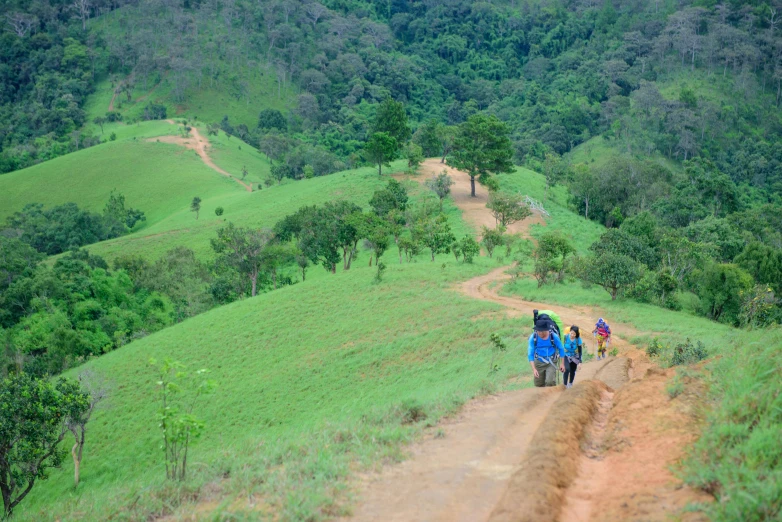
[342,161,710,522]
[150,120,252,191]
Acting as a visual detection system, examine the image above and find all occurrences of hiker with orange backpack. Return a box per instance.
[592,318,611,360]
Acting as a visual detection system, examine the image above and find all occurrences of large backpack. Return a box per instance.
[532,309,561,358]
[533,309,562,339]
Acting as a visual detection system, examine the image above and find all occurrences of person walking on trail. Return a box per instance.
[562,326,583,389]
[528,318,565,387]
[592,318,611,360]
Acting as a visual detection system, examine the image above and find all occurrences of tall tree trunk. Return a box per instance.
[251,273,257,297]
[72,443,81,487]
[470,175,476,197]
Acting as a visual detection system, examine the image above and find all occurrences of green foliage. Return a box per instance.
[214,207,224,217]
[373,98,411,147]
[574,252,642,300]
[734,242,782,295]
[458,236,481,264]
[447,114,514,197]
[486,192,532,228]
[488,333,507,374]
[0,374,89,517]
[415,214,455,262]
[669,339,708,367]
[370,179,408,217]
[364,132,399,176]
[425,170,455,211]
[697,263,753,326]
[589,229,656,268]
[190,197,201,220]
[210,224,274,297]
[257,109,287,133]
[481,226,504,259]
[151,359,215,482]
[404,143,424,174]
[533,231,576,286]
[4,195,144,256]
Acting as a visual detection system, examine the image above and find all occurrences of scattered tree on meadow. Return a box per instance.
[151,358,214,482]
[211,223,274,296]
[258,108,287,133]
[67,370,108,487]
[364,132,398,176]
[93,116,106,134]
[486,192,532,228]
[481,226,504,258]
[370,179,408,217]
[447,114,514,197]
[190,197,201,220]
[533,232,576,286]
[425,170,455,211]
[415,214,455,261]
[215,206,224,216]
[574,252,642,300]
[0,374,89,517]
[458,235,481,263]
[241,165,248,180]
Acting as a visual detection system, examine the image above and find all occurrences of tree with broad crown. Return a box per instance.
[486,191,532,228]
[426,170,455,211]
[0,374,89,518]
[364,132,398,176]
[372,98,410,147]
[447,114,514,197]
[575,252,643,300]
[210,223,274,297]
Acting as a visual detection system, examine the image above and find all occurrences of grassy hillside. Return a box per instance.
[0,123,246,226]
[11,160,603,521]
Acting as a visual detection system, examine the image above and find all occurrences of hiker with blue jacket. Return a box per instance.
[528,317,565,387]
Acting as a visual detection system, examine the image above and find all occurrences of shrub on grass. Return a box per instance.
[670,339,708,366]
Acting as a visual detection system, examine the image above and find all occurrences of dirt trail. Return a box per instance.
[343,161,704,521]
[401,158,547,240]
[150,120,252,192]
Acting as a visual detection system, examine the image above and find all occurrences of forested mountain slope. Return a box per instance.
[2,0,782,185]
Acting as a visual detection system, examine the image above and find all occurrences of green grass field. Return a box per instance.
[0,133,242,226]
[13,197,529,522]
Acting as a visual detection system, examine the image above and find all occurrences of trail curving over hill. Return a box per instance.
[150,120,253,192]
[343,162,708,522]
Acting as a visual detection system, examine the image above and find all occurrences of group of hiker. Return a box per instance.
[527,310,612,388]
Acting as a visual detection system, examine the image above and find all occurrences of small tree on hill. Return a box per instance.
[190,197,202,220]
[459,235,481,263]
[0,374,89,517]
[574,253,642,300]
[533,232,576,286]
[416,214,455,261]
[426,170,455,211]
[151,359,215,482]
[364,132,398,176]
[447,114,514,197]
[487,192,532,228]
[405,142,424,174]
[67,370,109,487]
[93,116,106,134]
[481,226,504,258]
[241,165,248,180]
[211,223,274,296]
[370,179,408,217]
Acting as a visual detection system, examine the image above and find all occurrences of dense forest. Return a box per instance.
[2,0,782,177]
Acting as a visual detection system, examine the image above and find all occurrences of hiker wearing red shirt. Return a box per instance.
[592,318,611,360]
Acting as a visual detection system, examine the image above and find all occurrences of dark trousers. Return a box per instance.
[563,359,578,384]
